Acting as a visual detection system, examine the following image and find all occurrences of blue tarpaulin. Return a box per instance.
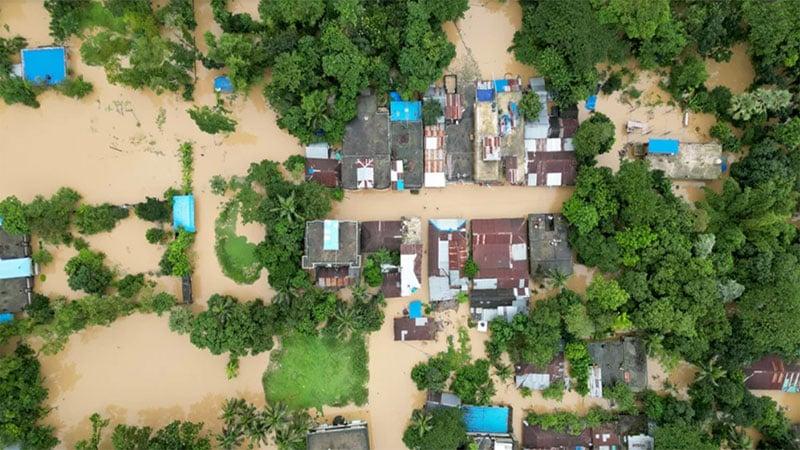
[0,258,33,280]
[462,406,510,434]
[476,88,494,102]
[172,195,196,233]
[0,313,13,324]
[21,47,66,85]
[214,75,233,93]
[390,101,421,122]
[389,91,403,102]
[493,79,509,93]
[409,300,423,319]
[648,138,680,155]
[586,95,597,111]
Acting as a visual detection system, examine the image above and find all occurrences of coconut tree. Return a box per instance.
[695,355,727,386]
[216,426,244,450]
[724,423,753,450]
[270,192,303,224]
[548,268,569,290]
[332,302,357,339]
[408,410,433,439]
[263,402,289,432]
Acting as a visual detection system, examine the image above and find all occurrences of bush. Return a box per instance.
[422,100,444,126]
[519,91,544,120]
[0,76,40,108]
[168,306,194,334]
[32,247,53,266]
[710,122,741,152]
[57,76,93,99]
[146,227,167,244]
[565,341,592,396]
[140,292,178,316]
[179,142,193,193]
[463,257,479,279]
[75,203,129,235]
[606,382,636,413]
[209,175,228,195]
[26,293,55,325]
[0,196,29,235]
[135,197,170,222]
[667,55,708,101]
[25,187,81,244]
[411,356,452,391]
[541,379,565,401]
[402,407,468,450]
[187,104,237,134]
[450,359,495,405]
[65,249,114,294]
[283,155,306,178]
[159,230,195,276]
[116,274,145,298]
[601,72,622,95]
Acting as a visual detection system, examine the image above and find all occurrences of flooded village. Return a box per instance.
[1,1,799,449]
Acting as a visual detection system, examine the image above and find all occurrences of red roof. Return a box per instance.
[526,150,577,187]
[306,158,341,188]
[744,355,800,391]
[428,221,468,278]
[445,93,464,121]
[471,218,528,289]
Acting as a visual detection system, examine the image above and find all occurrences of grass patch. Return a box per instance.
[215,200,262,284]
[263,333,369,410]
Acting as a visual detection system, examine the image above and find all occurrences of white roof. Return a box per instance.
[546,172,562,186]
[525,139,537,152]
[400,252,421,297]
[546,138,562,152]
[527,173,538,186]
[511,243,527,261]
[425,172,447,188]
[425,136,439,150]
[516,373,551,390]
[589,365,603,398]
[474,278,498,290]
[305,143,330,159]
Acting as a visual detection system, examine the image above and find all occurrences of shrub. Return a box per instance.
[283,155,306,179]
[541,379,565,401]
[140,292,178,316]
[411,356,452,391]
[0,76,40,108]
[574,113,615,167]
[710,122,741,152]
[187,104,237,134]
[57,76,93,99]
[64,249,114,294]
[565,341,591,396]
[146,227,167,244]
[25,187,82,244]
[26,293,55,325]
[519,91,543,119]
[32,247,54,266]
[179,142,193,193]
[210,175,228,195]
[450,359,495,405]
[159,230,194,276]
[606,382,636,413]
[116,274,145,298]
[463,257,479,279]
[0,196,29,235]
[134,197,171,222]
[75,203,129,234]
[601,72,622,95]
[168,306,194,334]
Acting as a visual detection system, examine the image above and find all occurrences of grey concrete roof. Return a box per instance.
[588,337,648,391]
[342,94,390,189]
[302,220,361,269]
[307,423,370,450]
[528,214,573,277]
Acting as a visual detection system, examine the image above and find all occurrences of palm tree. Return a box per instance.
[725,424,753,450]
[494,363,513,382]
[274,413,309,450]
[332,303,358,339]
[216,425,244,450]
[248,410,273,448]
[263,402,289,433]
[696,355,727,386]
[548,268,569,290]
[220,398,247,426]
[270,192,303,224]
[409,410,433,439]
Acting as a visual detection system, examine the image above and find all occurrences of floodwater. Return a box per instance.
[0,1,796,449]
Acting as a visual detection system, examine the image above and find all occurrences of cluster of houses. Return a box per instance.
[0,222,35,320]
[303,75,580,191]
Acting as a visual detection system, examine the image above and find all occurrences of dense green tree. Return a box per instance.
[422,100,443,126]
[667,55,708,101]
[44,0,90,41]
[574,113,615,167]
[710,122,741,152]
[592,0,671,41]
[0,345,59,449]
[774,117,800,150]
[728,88,792,122]
[75,203,129,235]
[743,0,800,88]
[512,0,625,106]
[25,187,81,244]
[410,355,452,392]
[653,422,718,450]
[450,359,495,405]
[398,2,456,97]
[519,91,544,120]
[0,76,41,108]
[676,0,744,62]
[189,294,276,361]
[0,196,30,235]
[65,248,114,294]
[402,407,468,450]
[135,197,171,222]
[203,32,267,92]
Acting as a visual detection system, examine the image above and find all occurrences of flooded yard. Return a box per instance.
[0,0,796,449]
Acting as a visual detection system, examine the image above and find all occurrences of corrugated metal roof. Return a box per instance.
[172,195,196,233]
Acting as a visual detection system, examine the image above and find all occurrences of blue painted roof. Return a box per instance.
[586,95,597,111]
[323,220,339,251]
[172,195,196,233]
[477,88,494,102]
[493,79,509,93]
[21,47,66,85]
[648,138,680,155]
[390,101,421,122]
[0,257,33,280]
[0,313,13,324]
[462,406,510,434]
[409,301,423,319]
[214,75,233,93]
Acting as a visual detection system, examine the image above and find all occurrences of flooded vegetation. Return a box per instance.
[1,0,799,449]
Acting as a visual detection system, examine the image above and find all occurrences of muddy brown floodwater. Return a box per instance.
[0,0,796,448]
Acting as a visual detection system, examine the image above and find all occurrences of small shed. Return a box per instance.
[647,138,679,155]
[390,101,422,122]
[214,75,233,93]
[181,275,193,304]
[21,47,67,85]
[172,195,196,233]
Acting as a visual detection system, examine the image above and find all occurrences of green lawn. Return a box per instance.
[214,200,262,284]
[263,334,369,410]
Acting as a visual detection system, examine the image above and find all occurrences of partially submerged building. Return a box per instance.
[172,195,196,233]
[426,391,463,409]
[744,355,800,392]
[523,416,651,450]
[524,78,578,187]
[305,143,341,188]
[515,353,566,391]
[394,300,436,341]
[302,220,361,289]
[643,138,723,180]
[390,101,424,190]
[0,227,34,313]
[342,94,390,189]
[587,337,648,397]
[470,218,530,325]
[428,219,469,303]
[463,405,514,444]
[445,80,475,182]
[474,79,526,185]
[360,218,421,297]
[528,214,573,278]
[306,420,370,450]
[21,46,67,85]
[424,123,447,188]
[522,423,592,450]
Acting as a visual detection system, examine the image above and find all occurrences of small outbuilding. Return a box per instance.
[213,75,233,93]
[588,337,648,397]
[21,46,67,85]
[528,213,573,278]
[172,195,196,233]
[306,421,370,450]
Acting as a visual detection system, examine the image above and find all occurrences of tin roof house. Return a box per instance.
[524,78,578,187]
[474,78,526,185]
[587,337,648,398]
[528,214,573,278]
[522,422,592,450]
[470,218,530,325]
[428,219,469,302]
[423,87,448,188]
[307,420,370,450]
[342,94,391,189]
[394,300,437,341]
[515,353,566,391]
[445,79,475,182]
[302,220,361,289]
[390,101,424,190]
[0,227,34,313]
[744,355,800,392]
[360,218,421,297]
[305,143,341,188]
